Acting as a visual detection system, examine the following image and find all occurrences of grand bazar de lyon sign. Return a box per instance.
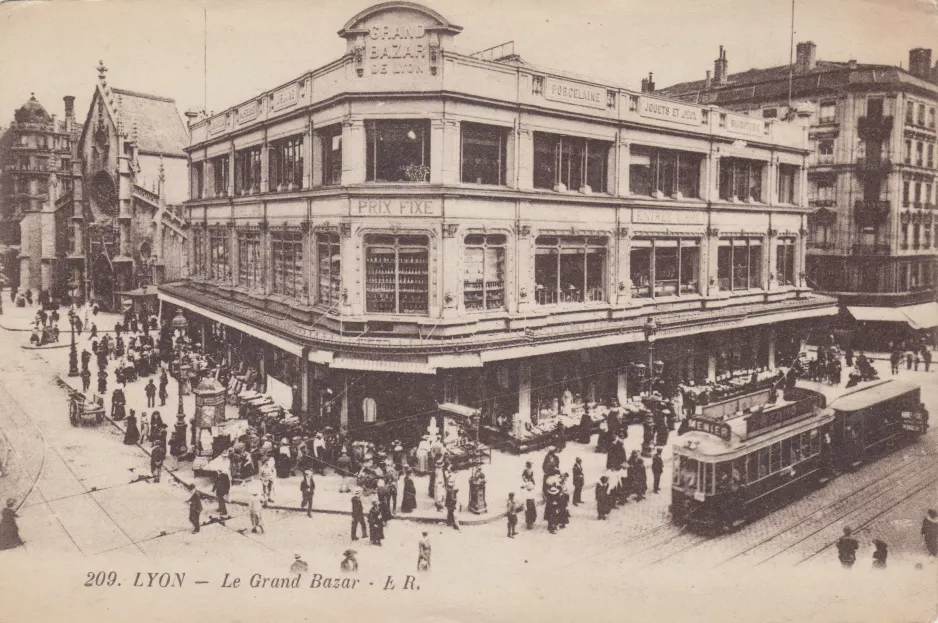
[367,24,429,75]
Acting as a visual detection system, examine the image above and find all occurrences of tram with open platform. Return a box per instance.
[670,380,925,533]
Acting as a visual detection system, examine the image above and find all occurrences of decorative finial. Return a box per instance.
[30,92,35,100]
[97,60,108,82]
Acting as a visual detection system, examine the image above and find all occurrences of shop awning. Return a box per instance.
[848,303,938,330]
[846,306,909,324]
[159,292,304,357]
[901,302,938,330]
[118,285,159,298]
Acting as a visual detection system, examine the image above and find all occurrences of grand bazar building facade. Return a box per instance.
[159,1,838,444]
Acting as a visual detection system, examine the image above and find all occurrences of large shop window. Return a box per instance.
[237,230,261,289]
[209,228,229,281]
[365,234,429,314]
[777,164,797,204]
[533,132,609,193]
[461,123,508,186]
[365,120,431,183]
[211,155,229,197]
[271,229,305,298]
[629,146,702,198]
[191,162,203,200]
[719,157,764,202]
[320,125,342,186]
[234,146,261,194]
[717,238,763,291]
[316,233,341,308]
[463,234,506,311]
[534,236,607,305]
[629,239,700,298]
[193,228,206,276]
[775,238,796,286]
[269,134,304,191]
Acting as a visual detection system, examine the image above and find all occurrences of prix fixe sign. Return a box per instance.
[355,198,437,216]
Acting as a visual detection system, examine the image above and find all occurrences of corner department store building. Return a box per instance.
[159,1,838,439]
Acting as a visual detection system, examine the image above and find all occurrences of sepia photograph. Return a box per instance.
[0,0,936,621]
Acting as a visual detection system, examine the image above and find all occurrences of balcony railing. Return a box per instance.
[807,241,836,250]
[535,287,605,306]
[809,199,836,208]
[852,244,890,256]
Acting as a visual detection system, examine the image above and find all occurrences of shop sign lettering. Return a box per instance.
[632,208,706,225]
[272,85,298,112]
[368,22,428,76]
[237,101,259,124]
[638,97,701,126]
[542,79,605,110]
[356,198,437,216]
[209,116,227,135]
[725,113,765,137]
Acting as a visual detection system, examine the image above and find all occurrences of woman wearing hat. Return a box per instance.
[0,498,23,550]
[368,501,385,546]
[401,469,417,513]
[340,550,358,573]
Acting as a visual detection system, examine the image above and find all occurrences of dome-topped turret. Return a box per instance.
[14,93,53,124]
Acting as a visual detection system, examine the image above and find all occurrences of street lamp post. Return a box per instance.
[67,312,79,377]
[641,316,658,458]
[170,310,189,457]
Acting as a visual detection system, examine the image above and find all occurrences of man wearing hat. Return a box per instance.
[259,454,275,506]
[350,489,367,541]
[922,509,938,557]
[836,526,859,568]
[340,550,358,573]
[290,554,309,574]
[300,470,315,518]
[572,457,584,505]
[213,465,231,517]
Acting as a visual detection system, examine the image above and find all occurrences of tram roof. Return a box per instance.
[672,407,835,461]
[828,380,921,413]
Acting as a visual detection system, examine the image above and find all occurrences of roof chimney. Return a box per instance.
[646,72,655,93]
[714,45,729,86]
[705,69,712,90]
[63,96,75,120]
[909,48,932,79]
[795,41,817,74]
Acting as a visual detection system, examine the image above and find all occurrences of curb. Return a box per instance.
[50,374,511,527]
[22,343,72,351]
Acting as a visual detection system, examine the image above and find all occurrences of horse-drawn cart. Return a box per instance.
[68,390,105,426]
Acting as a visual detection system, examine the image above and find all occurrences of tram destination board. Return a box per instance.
[687,417,732,441]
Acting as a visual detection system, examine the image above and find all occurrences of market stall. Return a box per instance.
[480,398,621,455]
[436,402,491,469]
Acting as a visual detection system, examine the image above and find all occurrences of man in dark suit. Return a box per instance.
[213,469,231,517]
[350,490,367,540]
[572,457,584,505]
[652,448,664,493]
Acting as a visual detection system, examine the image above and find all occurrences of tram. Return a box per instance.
[670,380,926,533]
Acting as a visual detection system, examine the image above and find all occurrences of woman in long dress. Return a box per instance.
[368,501,384,545]
[123,411,140,445]
[401,471,418,513]
[0,498,23,550]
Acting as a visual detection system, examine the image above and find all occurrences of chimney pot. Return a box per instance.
[714,46,729,85]
[795,41,817,74]
[909,48,932,79]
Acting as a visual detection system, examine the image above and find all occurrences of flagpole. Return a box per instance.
[787,0,795,111]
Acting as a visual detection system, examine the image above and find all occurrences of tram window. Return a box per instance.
[716,462,732,492]
[781,438,792,467]
[770,443,781,473]
[791,435,802,462]
[810,429,820,455]
[733,457,747,485]
[672,455,682,485]
[746,453,758,483]
[801,432,811,456]
[758,448,770,479]
[681,458,698,488]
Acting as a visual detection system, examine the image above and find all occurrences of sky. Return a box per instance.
[0,0,936,125]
